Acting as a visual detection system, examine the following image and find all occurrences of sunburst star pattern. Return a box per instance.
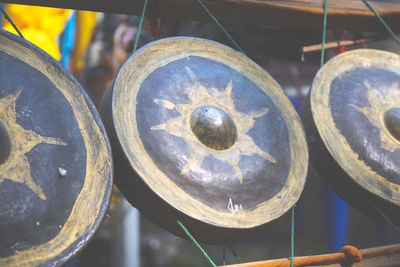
[350,80,400,152]
[151,67,275,183]
[0,91,67,200]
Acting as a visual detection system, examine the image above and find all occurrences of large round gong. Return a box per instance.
[0,30,113,266]
[302,49,400,224]
[101,37,308,243]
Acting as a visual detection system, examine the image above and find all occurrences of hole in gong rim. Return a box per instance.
[0,121,11,165]
[189,105,237,150]
[383,107,400,142]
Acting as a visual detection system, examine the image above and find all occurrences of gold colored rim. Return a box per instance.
[0,31,112,266]
[112,37,308,229]
[311,48,400,206]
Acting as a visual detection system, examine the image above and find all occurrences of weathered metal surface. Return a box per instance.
[1,0,400,30]
[301,49,400,224]
[0,29,113,266]
[100,37,308,243]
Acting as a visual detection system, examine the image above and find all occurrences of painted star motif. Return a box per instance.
[151,67,275,183]
[0,91,67,200]
[350,80,400,152]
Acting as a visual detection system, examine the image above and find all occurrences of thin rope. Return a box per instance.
[222,246,226,265]
[132,0,149,53]
[332,30,341,47]
[373,205,400,233]
[195,0,244,54]
[0,7,24,38]
[228,245,242,263]
[362,0,400,234]
[321,0,328,67]
[171,0,239,265]
[290,207,295,267]
[361,0,400,47]
[177,220,217,267]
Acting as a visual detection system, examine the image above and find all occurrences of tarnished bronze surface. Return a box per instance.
[101,37,308,243]
[383,107,400,142]
[190,105,238,150]
[0,29,113,266]
[302,49,400,224]
[0,121,11,164]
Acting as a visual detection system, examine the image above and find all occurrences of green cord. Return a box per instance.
[146,0,238,265]
[222,246,226,265]
[132,0,149,53]
[290,207,295,267]
[177,220,217,267]
[361,0,400,233]
[228,245,241,263]
[321,0,328,67]
[361,0,400,47]
[0,7,24,38]
[373,205,400,233]
[195,0,244,54]
[332,30,342,46]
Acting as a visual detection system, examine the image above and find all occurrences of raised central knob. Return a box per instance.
[384,107,400,142]
[0,122,11,164]
[190,105,237,150]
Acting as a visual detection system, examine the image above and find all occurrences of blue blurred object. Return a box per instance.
[326,187,349,252]
[285,87,303,113]
[286,86,349,252]
[59,11,76,69]
[285,86,306,230]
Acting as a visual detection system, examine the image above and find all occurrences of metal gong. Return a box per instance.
[101,37,308,243]
[0,30,113,266]
[302,49,400,224]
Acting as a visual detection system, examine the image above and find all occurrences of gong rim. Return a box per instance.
[110,37,308,229]
[0,29,113,266]
[311,48,400,207]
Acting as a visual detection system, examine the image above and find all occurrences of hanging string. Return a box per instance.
[290,207,295,267]
[132,0,149,53]
[195,0,244,54]
[372,204,400,233]
[177,0,245,262]
[0,7,24,38]
[132,2,217,266]
[222,246,227,265]
[320,0,328,67]
[315,6,328,266]
[361,0,400,47]
[331,30,342,47]
[177,220,217,267]
[192,2,245,264]
[143,0,166,40]
[361,0,400,235]
[332,30,349,54]
[228,245,242,263]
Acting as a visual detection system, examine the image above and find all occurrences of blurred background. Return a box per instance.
[1,4,400,266]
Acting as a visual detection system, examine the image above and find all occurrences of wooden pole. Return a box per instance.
[221,244,400,267]
[0,0,400,30]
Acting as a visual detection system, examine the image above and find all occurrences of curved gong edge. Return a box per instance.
[0,29,113,267]
[110,37,308,230]
[310,49,400,207]
[302,91,400,224]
